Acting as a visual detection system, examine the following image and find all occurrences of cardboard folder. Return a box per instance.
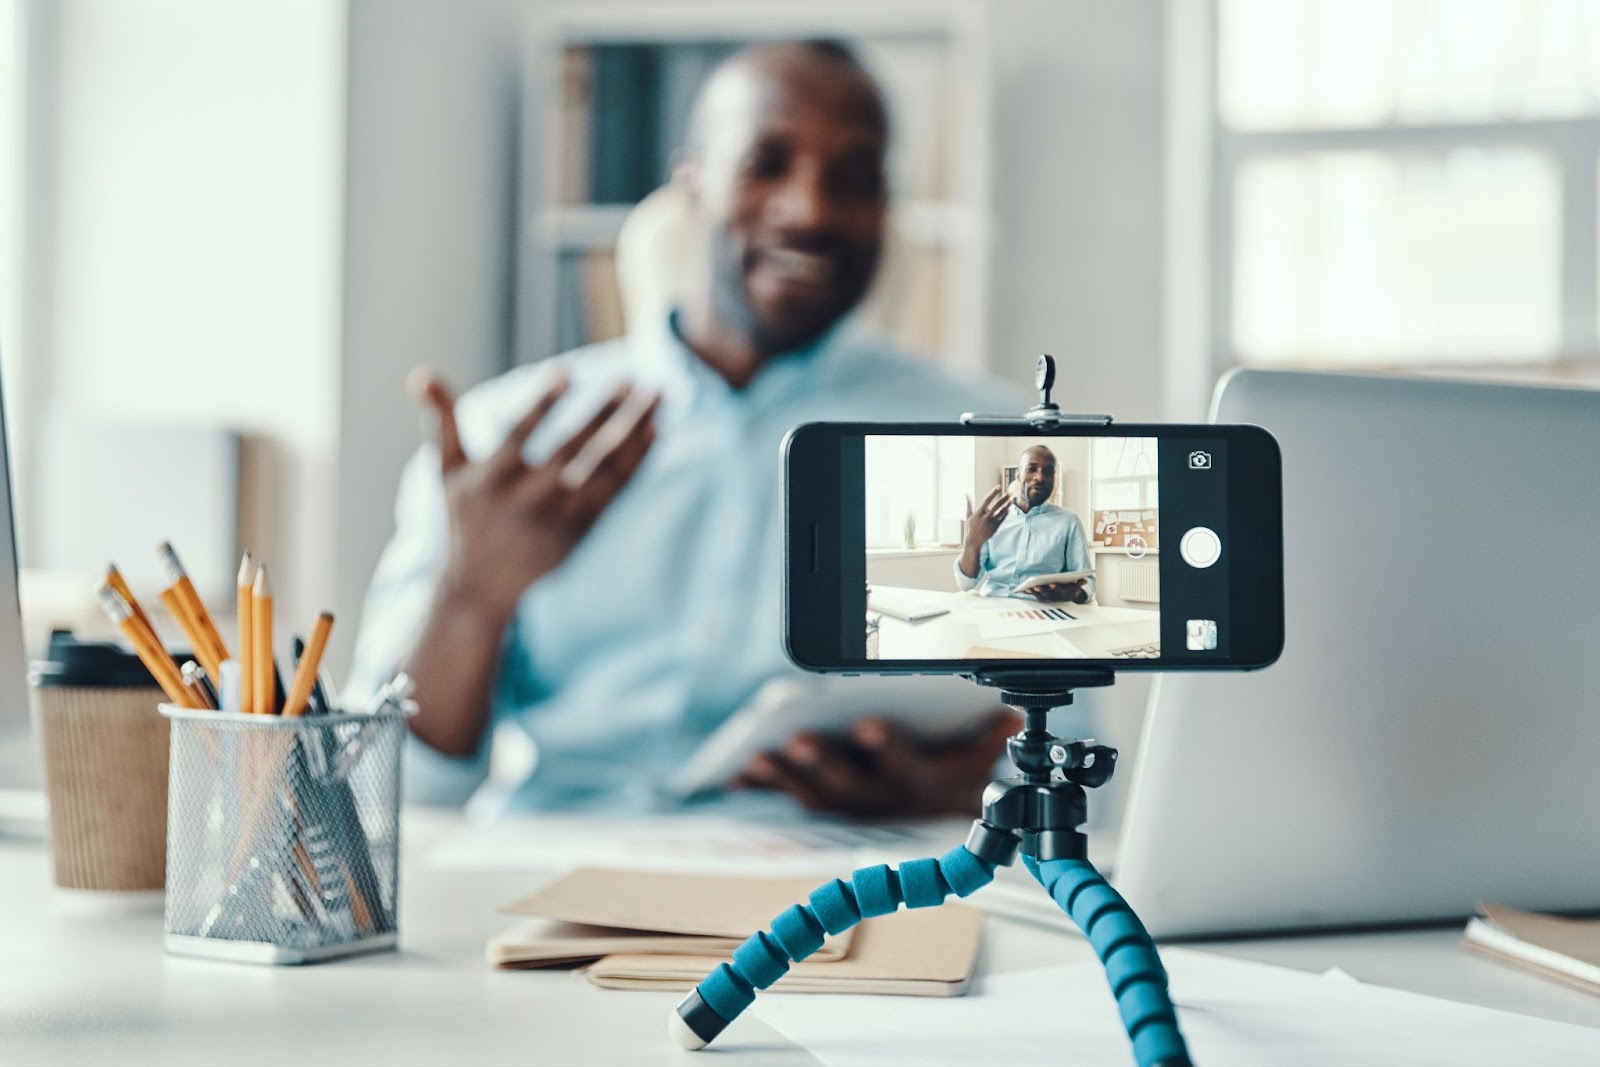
[586,903,983,996]
[489,867,854,968]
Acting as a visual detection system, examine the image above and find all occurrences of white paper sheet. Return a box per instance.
[750,948,1600,1067]
[426,813,967,877]
[976,612,1081,640]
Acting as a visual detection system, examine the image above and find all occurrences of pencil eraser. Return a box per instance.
[667,1011,707,1051]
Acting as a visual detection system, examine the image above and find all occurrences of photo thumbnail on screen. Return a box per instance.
[863,435,1160,661]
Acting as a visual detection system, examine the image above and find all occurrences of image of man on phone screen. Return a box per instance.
[955,445,1095,604]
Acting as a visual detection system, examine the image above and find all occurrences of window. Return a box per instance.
[1090,437,1157,512]
[864,436,973,550]
[1215,0,1600,371]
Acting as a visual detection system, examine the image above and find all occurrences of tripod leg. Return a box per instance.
[1025,855,1193,1067]
[668,843,996,1050]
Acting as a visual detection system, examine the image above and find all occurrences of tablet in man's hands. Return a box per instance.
[1013,570,1094,594]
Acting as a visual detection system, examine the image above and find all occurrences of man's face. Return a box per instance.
[689,56,888,354]
[1020,450,1056,508]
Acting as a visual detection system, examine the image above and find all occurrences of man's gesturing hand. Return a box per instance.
[962,486,1013,550]
[410,368,660,623]
[957,486,1014,581]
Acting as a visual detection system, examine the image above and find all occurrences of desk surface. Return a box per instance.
[5,812,1600,1066]
[872,586,1160,660]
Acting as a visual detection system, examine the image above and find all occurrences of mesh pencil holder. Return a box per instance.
[160,705,404,964]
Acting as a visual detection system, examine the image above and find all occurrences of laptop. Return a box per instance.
[1114,369,1600,938]
[0,343,41,834]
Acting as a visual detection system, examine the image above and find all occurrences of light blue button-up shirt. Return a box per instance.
[346,313,1018,814]
[952,502,1095,599]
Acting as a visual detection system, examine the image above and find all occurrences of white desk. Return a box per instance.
[872,586,1159,660]
[5,811,1600,1066]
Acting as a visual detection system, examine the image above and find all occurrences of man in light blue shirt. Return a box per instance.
[954,445,1095,603]
[346,41,1020,817]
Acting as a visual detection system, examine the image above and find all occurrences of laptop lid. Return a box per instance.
[1115,369,1600,938]
[0,345,33,789]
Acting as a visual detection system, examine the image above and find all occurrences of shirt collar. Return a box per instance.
[632,308,863,412]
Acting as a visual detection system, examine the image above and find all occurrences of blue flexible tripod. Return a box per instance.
[668,671,1194,1067]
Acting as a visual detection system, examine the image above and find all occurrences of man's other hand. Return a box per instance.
[732,710,1021,818]
[410,368,660,622]
[1029,579,1088,605]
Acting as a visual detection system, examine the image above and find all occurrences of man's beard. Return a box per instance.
[708,234,876,356]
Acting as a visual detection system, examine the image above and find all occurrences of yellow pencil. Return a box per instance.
[159,586,222,685]
[252,565,275,715]
[157,541,230,673]
[283,612,334,718]
[104,564,159,643]
[94,582,199,708]
[237,551,256,714]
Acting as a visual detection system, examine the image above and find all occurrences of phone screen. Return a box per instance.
[785,423,1282,672]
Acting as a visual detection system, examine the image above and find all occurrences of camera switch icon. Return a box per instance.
[1188,450,1212,470]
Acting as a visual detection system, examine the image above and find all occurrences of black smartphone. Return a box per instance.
[784,422,1283,672]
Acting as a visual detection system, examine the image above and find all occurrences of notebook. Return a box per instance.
[489,867,853,968]
[1464,902,1600,996]
[586,903,984,997]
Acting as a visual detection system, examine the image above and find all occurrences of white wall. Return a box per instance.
[334,0,527,673]
[987,1,1167,419]
[33,0,345,632]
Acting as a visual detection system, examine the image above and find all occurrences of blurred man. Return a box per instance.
[955,445,1095,603]
[348,41,1019,818]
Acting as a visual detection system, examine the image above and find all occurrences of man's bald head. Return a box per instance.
[676,40,891,358]
[686,40,889,154]
[1017,446,1058,510]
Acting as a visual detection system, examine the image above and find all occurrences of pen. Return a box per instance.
[218,658,242,713]
[180,660,219,710]
[237,551,256,714]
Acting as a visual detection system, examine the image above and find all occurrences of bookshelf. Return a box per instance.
[517,1,991,373]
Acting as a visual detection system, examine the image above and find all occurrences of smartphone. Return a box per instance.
[784,422,1283,672]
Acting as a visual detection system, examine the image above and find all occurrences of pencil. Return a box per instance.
[94,582,198,708]
[237,552,256,714]
[252,565,275,715]
[157,541,230,673]
[159,586,221,684]
[282,612,333,718]
[104,564,158,641]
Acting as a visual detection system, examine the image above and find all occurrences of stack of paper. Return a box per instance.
[490,867,983,997]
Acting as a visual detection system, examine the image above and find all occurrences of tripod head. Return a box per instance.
[962,667,1120,864]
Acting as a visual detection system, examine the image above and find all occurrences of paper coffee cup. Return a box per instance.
[31,634,171,893]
